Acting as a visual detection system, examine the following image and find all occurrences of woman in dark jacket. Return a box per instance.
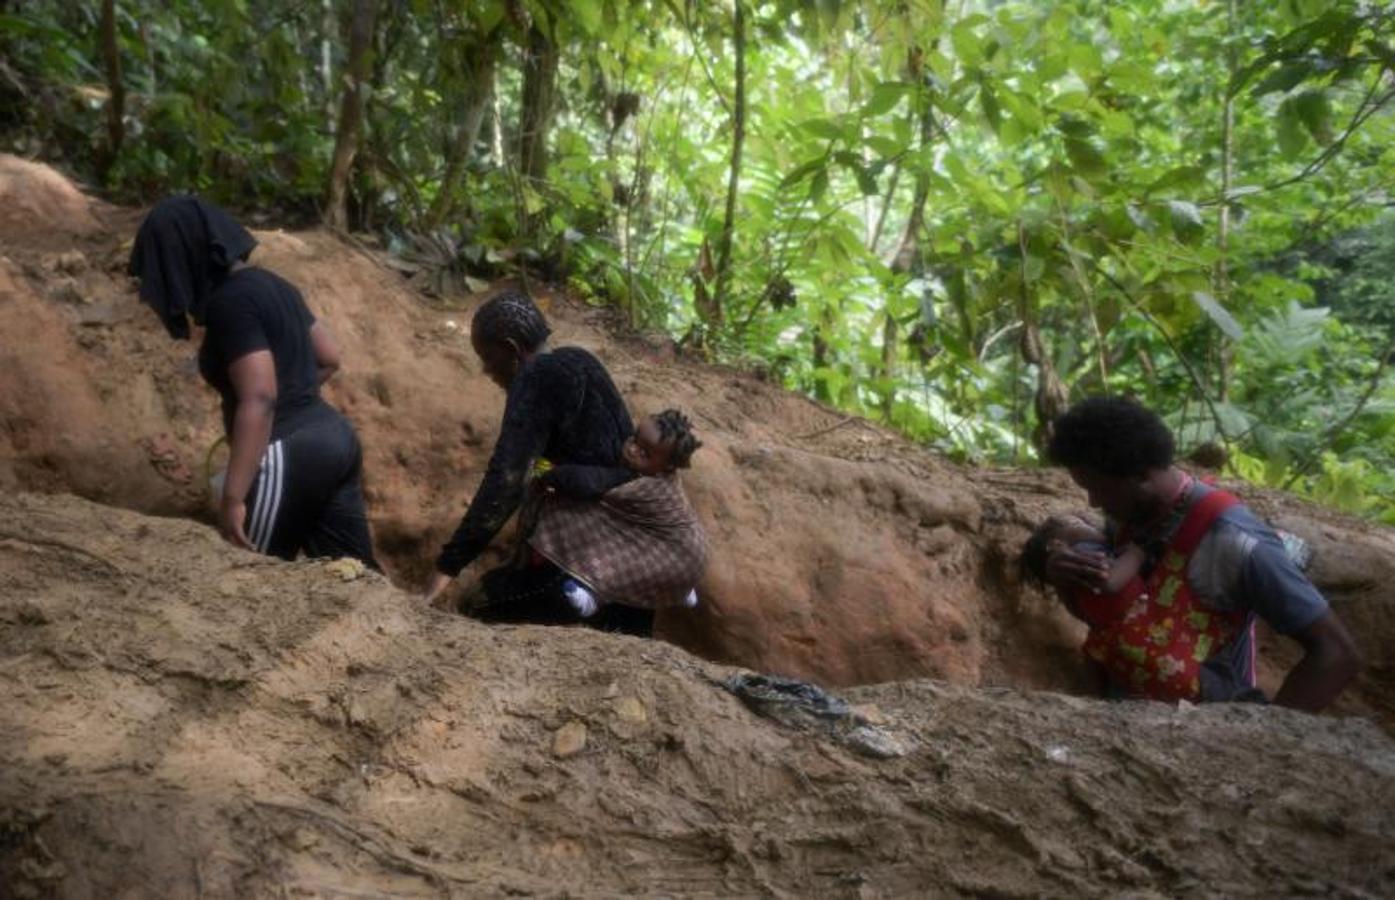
[129,196,376,567]
[424,291,654,634]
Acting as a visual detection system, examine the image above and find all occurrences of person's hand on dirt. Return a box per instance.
[1044,545,1109,594]
[423,571,455,609]
[218,496,254,551]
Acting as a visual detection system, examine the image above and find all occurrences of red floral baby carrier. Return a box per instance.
[1082,489,1250,702]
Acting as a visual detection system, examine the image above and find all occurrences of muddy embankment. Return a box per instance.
[1,492,1392,897]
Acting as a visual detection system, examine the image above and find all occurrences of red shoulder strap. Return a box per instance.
[1169,490,1240,556]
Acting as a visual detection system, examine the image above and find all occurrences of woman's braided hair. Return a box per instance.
[472,290,552,351]
[654,408,702,469]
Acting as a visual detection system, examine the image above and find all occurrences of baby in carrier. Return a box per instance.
[532,409,706,617]
[1021,515,1147,628]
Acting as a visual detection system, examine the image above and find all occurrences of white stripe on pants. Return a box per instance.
[247,440,285,553]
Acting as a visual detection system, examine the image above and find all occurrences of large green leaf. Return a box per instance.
[800,117,848,141]
[1064,137,1107,176]
[780,157,827,187]
[865,135,904,159]
[567,0,602,34]
[1251,60,1313,96]
[1147,166,1205,195]
[863,81,910,118]
[1191,291,1244,340]
[1276,98,1309,158]
[855,166,879,196]
[979,80,1001,134]
[1168,200,1204,244]
[1292,89,1333,144]
[997,88,1042,132]
[951,21,984,67]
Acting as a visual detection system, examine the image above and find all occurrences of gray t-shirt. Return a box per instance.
[1110,482,1328,701]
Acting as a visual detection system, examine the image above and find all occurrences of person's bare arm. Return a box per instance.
[1273,611,1361,713]
[1103,542,1146,594]
[310,321,341,385]
[221,350,277,550]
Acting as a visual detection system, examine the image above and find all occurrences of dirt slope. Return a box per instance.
[2,492,1393,898]
[0,154,1392,726]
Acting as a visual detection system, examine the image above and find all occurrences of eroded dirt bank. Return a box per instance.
[1,492,1393,898]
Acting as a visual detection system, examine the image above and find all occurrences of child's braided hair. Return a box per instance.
[653,408,702,469]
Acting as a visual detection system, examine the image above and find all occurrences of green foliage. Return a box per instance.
[3,0,1393,519]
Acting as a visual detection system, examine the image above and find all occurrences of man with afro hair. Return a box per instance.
[1040,396,1358,711]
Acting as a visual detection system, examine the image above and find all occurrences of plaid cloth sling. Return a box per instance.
[529,473,708,610]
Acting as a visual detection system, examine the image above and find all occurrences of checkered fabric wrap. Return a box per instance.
[529,474,708,609]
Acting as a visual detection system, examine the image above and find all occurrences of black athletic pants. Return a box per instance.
[473,560,655,637]
[241,410,378,568]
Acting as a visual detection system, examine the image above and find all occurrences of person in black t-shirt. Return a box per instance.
[129,196,377,568]
[423,291,656,635]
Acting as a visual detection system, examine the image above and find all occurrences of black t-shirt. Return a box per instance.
[198,267,327,440]
[436,346,634,576]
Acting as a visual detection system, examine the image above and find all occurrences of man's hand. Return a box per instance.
[1273,611,1360,713]
[218,496,255,551]
[1044,546,1110,593]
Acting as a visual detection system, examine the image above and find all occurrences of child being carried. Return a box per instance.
[530,409,708,618]
[1021,515,1147,628]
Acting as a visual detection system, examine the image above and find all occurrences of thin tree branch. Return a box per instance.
[1260,80,1395,195]
[868,158,902,254]
[670,0,731,116]
[639,56,695,275]
[1055,207,1109,388]
[1283,183,1395,253]
[1282,334,1395,489]
[710,0,747,326]
[1094,266,1230,442]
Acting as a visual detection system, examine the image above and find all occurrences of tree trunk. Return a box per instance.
[1214,0,1238,402]
[359,8,400,231]
[710,0,747,328]
[516,22,558,238]
[881,68,936,418]
[867,160,902,254]
[321,0,333,110]
[1017,221,1070,451]
[888,104,933,274]
[879,313,899,420]
[491,81,505,166]
[812,324,832,403]
[518,23,559,184]
[426,38,497,229]
[324,0,380,232]
[97,0,125,181]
